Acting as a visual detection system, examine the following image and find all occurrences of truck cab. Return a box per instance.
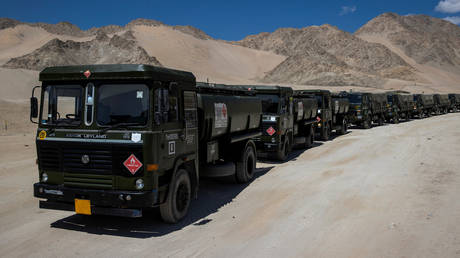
[344,92,373,129]
[31,64,201,222]
[250,86,294,160]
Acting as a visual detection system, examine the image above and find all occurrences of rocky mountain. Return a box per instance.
[235,24,418,86]
[0,17,212,40]
[3,30,161,70]
[355,13,460,73]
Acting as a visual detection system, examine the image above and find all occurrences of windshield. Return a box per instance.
[97,84,149,126]
[348,94,362,104]
[259,94,279,114]
[41,85,83,126]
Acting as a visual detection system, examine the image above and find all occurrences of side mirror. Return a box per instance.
[30,86,40,124]
[30,97,38,118]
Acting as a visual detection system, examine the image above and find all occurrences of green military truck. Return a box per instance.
[31,64,262,223]
[413,94,435,118]
[448,93,460,112]
[386,92,414,122]
[241,85,317,161]
[342,92,386,129]
[433,94,450,114]
[295,90,349,140]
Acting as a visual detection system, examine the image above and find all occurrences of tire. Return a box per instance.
[321,122,331,141]
[235,143,256,183]
[160,169,191,223]
[362,117,371,129]
[393,115,400,124]
[276,138,289,161]
[378,116,384,126]
[338,118,347,135]
[304,126,314,148]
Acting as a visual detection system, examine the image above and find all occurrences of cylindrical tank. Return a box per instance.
[197,93,262,141]
[331,97,349,115]
[293,98,317,121]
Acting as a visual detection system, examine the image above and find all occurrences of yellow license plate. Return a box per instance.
[74,199,91,215]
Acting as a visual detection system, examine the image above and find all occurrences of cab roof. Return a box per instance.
[39,64,196,83]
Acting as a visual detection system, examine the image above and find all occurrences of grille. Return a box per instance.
[37,141,143,188]
[63,146,112,175]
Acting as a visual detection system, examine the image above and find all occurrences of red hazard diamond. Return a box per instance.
[266,126,276,136]
[83,70,91,78]
[123,154,143,175]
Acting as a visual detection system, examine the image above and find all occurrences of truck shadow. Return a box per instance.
[258,141,324,164]
[49,166,274,238]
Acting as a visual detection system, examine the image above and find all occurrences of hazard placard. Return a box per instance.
[123,154,143,175]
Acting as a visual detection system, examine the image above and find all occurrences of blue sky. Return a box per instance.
[1,0,459,40]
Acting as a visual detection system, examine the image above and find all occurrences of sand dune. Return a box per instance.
[0,25,94,65]
[133,25,286,84]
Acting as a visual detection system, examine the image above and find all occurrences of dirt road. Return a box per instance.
[1,114,459,257]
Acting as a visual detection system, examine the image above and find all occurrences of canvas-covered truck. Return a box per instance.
[234,85,317,161]
[30,64,262,223]
[295,90,349,140]
[386,92,414,122]
[433,94,450,114]
[448,93,460,112]
[413,94,435,117]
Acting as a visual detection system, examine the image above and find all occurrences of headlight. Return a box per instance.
[41,173,48,182]
[135,179,144,190]
[271,137,276,143]
[318,109,321,114]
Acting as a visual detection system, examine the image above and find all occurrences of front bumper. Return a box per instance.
[34,183,158,218]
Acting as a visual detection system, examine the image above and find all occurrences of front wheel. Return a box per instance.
[362,117,371,129]
[160,169,191,223]
[236,143,256,183]
[304,126,314,148]
[321,122,331,140]
[338,118,347,135]
[276,138,290,161]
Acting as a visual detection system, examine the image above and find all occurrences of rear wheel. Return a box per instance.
[393,115,400,124]
[235,143,256,183]
[378,116,384,126]
[160,169,191,223]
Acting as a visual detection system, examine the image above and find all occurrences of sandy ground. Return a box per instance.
[0,113,459,257]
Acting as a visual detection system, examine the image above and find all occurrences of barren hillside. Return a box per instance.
[356,13,460,89]
[235,24,419,87]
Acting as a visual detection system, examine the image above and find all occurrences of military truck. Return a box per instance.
[448,93,460,112]
[386,93,414,122]
[237,85,317,161]
[433,94,450,114]
[341,92,386,129]
[31,64,263,223]
[413,94,435,118]
[295,90,349,140]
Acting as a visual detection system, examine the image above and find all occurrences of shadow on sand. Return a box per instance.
[50,166,273,238]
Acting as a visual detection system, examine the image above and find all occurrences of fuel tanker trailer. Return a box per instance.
[31,64,262,223]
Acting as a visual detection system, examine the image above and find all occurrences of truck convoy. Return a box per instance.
[30,64,460,223]
[31,64,262,223]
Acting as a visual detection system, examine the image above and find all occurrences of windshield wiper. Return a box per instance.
[99,122,141,134]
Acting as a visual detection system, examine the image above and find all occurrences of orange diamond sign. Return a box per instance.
[123,154,143,175]
[266,126,276,136]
